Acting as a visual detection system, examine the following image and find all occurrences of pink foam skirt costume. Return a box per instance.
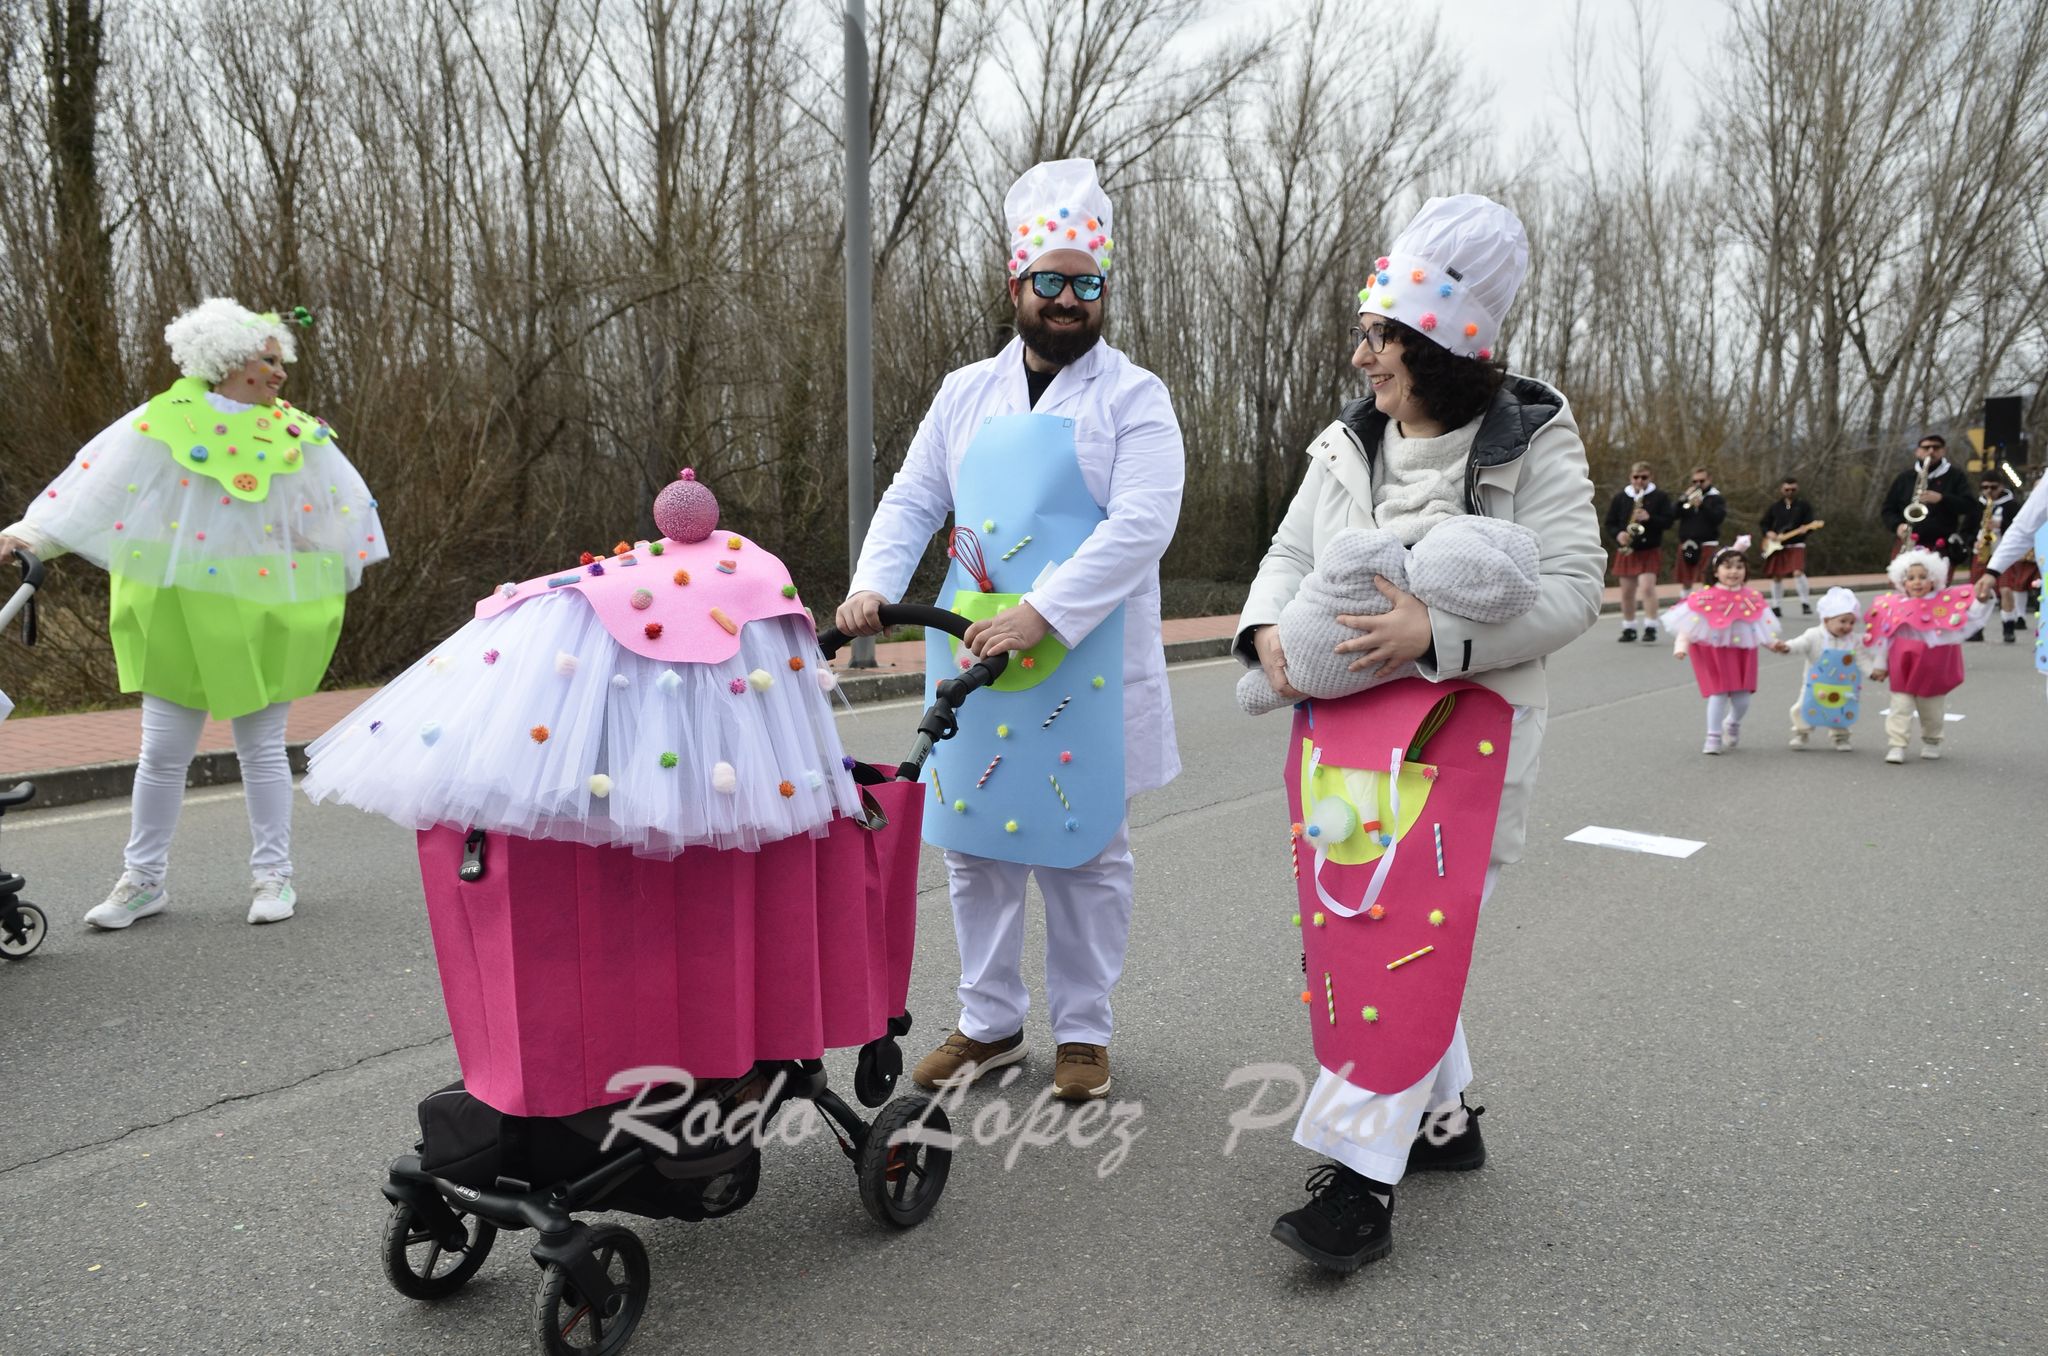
[1665,586,1779,696]
[1862,587,1983,697]
[305,472,920,1116]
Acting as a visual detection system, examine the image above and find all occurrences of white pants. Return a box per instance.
[125,695,294,884]
[943,818,1134,1046]
[1885,691,1947,748]
[1291,866,1499,1185]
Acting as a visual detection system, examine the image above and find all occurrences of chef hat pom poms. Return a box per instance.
[1003,158,1115,279]
[1358,194,1530,361]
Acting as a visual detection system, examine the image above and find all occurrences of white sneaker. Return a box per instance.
[1788,731,1809,750]
[85,873,169,930]
[248,873,297,924]
[1884,747,1906,764]
[1832,738,1853,752]
[1919,745,1942,761]
[1702,735,1723,755]
[1722,719,1741,749]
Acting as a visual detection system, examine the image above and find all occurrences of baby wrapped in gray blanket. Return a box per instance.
[1238,518,1543,715]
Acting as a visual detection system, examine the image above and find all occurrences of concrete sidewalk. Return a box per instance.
[0,573,1891,809]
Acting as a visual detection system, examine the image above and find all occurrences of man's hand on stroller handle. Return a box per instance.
[0,534,30,565]
[961,600,1049,657]
[834,591,889,637]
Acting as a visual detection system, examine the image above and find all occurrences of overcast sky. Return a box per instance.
[1188,0,1735,163]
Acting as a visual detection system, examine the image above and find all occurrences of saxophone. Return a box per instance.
[1903,460,1930,523]
[1976,493,2000,561]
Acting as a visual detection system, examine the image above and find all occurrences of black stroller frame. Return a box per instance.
[379,604,1006,1355]
[0,549,49,961]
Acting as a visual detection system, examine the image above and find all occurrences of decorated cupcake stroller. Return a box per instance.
[303,472,1005,1355]
[0,548,50,961]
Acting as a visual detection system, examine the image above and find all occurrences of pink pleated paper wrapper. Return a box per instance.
[416,777,925,1117]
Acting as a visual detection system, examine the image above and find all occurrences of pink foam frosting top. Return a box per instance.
[1863,586,1975,642]
[1682,585,1770,629]
[475,532,809,664]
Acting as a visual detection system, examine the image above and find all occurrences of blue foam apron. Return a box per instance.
[923,413,1124,868]
[1799,649,1861,729]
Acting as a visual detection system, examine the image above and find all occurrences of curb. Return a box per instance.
[12,638,1243,812]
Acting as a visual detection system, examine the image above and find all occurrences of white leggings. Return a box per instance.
[1705,691,1752,733]
[124,694,293,884]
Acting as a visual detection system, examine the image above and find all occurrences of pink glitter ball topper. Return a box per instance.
[654,467,720,544]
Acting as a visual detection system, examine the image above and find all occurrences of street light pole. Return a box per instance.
[843,0,877,668]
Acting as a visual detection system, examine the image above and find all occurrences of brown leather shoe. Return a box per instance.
[911,1028,1026,1091]
[1052,1042,1111,1101]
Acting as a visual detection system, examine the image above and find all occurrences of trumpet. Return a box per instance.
[1903,460,1930,523]
[1680,484,1706,511]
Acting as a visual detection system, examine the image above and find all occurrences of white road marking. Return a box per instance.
[1564,825,1706,859]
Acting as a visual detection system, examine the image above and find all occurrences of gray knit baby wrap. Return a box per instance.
[1237,518,1542,715]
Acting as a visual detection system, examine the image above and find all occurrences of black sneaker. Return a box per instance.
[1772,605,1783,617]
[1802,602,1812,614]
[1966,629,1984,642]
[1617,627,1637,643]
[1406,1100,1487,1173]
[2004,620,2018,644]
[1642,625,1658,643]
[1271,1163,1393,1273]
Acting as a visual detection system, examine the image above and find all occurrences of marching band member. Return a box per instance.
[1604,462,1671,642]
[1672,466,1726,590]
[1968,472,2032,643]
[1757,475,1818,617]
[1881,434,1977,570]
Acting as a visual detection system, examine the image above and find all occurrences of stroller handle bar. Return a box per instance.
[0,549,43,640]
[816,603,1011,782]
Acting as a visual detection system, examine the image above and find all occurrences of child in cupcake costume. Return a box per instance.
[1781,586,1863,751]
[0,299,387,927]
[1664,540,1781,753]
[1863,548,1992,763]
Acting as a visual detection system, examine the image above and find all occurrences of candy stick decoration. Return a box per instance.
[1386,945,1435,971]
[931,766,945,803]
[1323,971,1336,1026]
[947,526,995,592]
[977,755,1002,788]
[1289,824,1301,881]
[1001,534,1033,561]
[1434,823,1445,877]
[1041,695,1072,728]
[1048,774,1071,810]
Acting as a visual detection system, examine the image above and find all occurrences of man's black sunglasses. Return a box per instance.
[1023,270,1104,302]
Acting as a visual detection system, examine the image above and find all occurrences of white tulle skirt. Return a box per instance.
[302,602,862,857]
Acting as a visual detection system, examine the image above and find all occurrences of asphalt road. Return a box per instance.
[2,613,2043,1355]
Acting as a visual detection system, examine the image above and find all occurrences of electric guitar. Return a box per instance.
[1760,519,1824,558]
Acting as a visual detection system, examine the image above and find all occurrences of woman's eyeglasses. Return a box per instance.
[1349,322,1398,354]
[1024,271,1105,302]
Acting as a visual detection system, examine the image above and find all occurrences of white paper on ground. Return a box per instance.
[1944,712,1965,722]
[1565,825,1707,859]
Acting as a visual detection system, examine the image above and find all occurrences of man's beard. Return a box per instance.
[1016,302,1103,368]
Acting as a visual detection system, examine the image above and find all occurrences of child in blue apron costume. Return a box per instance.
[1236,196,1606,1274]
[838,159,1184,1101]
[1781,586,1863,749]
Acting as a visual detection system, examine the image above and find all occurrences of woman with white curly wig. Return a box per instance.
[0,298,387,929]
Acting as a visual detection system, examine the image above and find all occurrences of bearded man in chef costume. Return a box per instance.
[836,158,1184,1102]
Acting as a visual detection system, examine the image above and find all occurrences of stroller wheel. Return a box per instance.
[856,1095,952,1229]
[0,902,46,959]
[380,1199,497,1300]
[532,1224,649,1356]
[852,1035,903,1108]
